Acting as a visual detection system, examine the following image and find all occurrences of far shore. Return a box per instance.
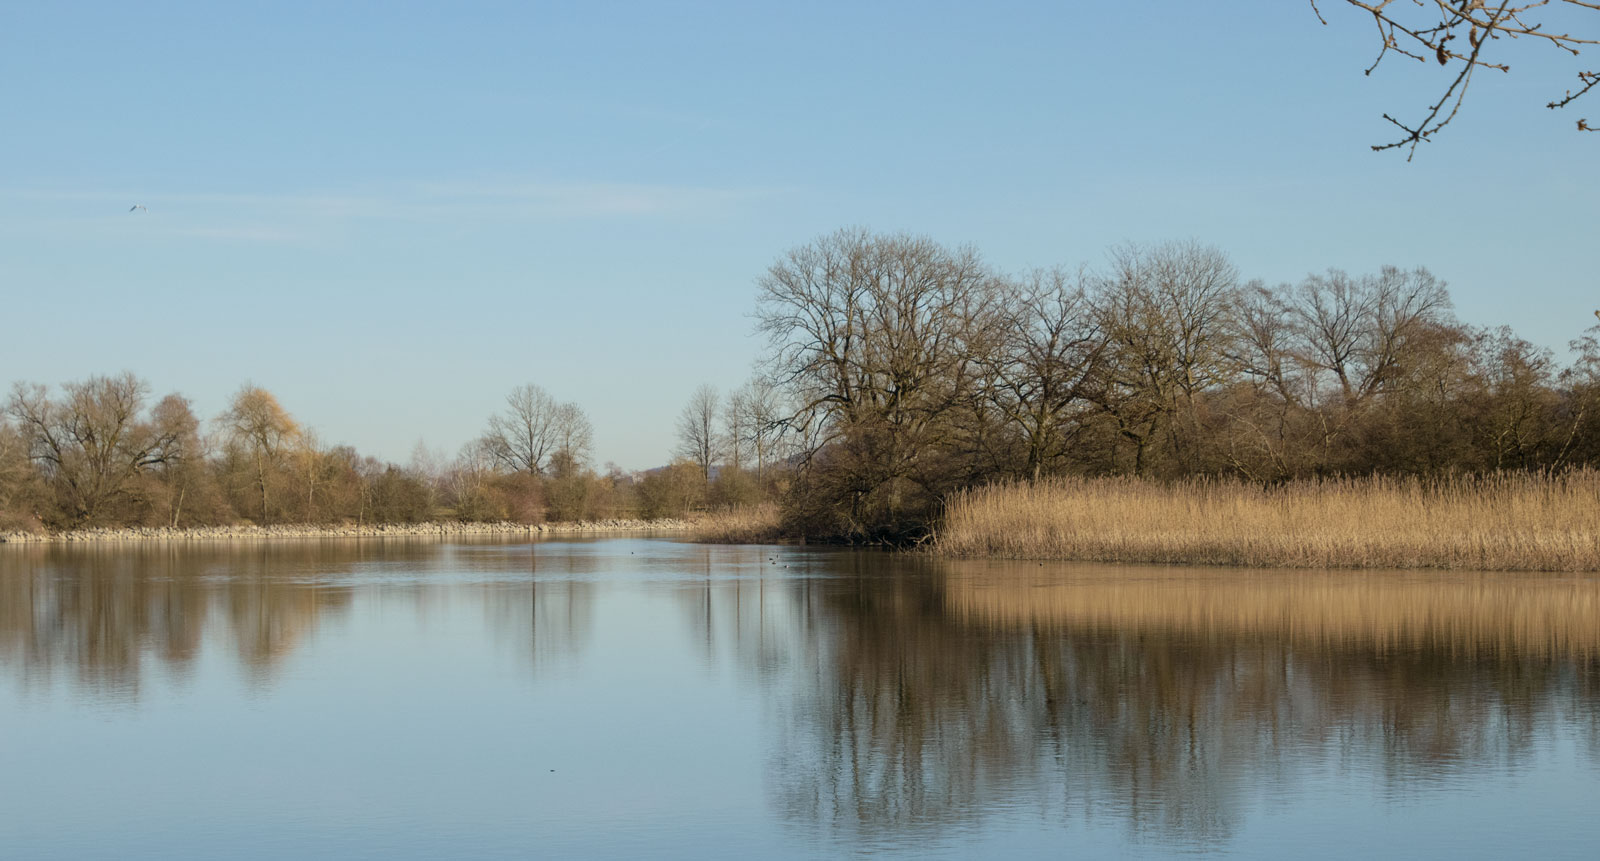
[0,518,693,545]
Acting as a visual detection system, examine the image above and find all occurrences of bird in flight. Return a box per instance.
[129,204,148,213]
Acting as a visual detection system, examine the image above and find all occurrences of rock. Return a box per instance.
[0,518,692,545]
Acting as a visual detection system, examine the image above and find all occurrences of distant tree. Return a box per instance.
[1285,266,1453,407]
[723,388,749,473]
[1088,242,1240,475]
[731,376,786,481]
[1314,1,1599,155]
[406,440,446,514]
[1557,320,1600,467]
[5,373,183,525]
[0,416,43,531]
[550,402,595,478]
[1465,327,1559,470]
[144,394,209,526]
[363,463,432,524]
[482,384,562,476]
[637,461,706,518]
[986,268,1107,482]
[444,440,504,521]
[676,385,723,482]
[218,384,301,523]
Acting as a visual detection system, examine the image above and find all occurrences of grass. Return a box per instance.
[689,503,785,544]
[937,472,1600,571]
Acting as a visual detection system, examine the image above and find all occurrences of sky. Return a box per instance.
[1,1,1595,470]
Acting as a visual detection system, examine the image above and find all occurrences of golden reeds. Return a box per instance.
[689,503,785,544]
[937,472,1600,570]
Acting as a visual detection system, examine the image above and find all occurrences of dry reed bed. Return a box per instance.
[938,473,1600,570]
[940,563,1600,659]
[689,503,785,544]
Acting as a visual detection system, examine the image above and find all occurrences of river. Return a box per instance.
[2,537,1597,858]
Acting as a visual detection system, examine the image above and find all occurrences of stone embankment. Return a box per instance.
[0,519,692,544]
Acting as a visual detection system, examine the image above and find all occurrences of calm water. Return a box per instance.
[3,537,1598,859]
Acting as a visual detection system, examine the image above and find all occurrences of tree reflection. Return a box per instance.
[5,540,1598,850]
[0,538,619,701]
[765,557,1600,847]
[478,541,597,675]
[0,542,377,699]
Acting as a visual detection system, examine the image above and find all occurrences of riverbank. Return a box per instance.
[0,518,693,544]
[937,472,1600,571]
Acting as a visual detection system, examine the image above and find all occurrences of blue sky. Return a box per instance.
[2,1,1594,469]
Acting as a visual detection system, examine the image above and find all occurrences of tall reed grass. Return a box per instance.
[689,503,785,544]
[937,472,1600,571]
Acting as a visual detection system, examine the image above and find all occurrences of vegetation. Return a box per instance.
[1315,1,1600,153]
[10,228,1600,560]
[939,472,1600,570]
[688,503,784,544]
[748,230,1600,551]
[0,378,761,533]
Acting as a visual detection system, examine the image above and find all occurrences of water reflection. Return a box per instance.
[766,556,1600,847]
[0,542,364,700]
[3,540,1599,853]
[0,539,605,699]
[478,550,595,677]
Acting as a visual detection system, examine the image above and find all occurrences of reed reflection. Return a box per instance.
[764,556,1600,847]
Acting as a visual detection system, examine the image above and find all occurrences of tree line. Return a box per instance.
[8,229,1597,539]
[0,378,764,532]
[750,229,1600,541]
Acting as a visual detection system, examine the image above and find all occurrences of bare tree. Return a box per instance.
[482,384,561,476]
[218,384,300,523]
[1286,266,1452,407]
[445,439,502,521]
[147,394,206,526]
[1219,282,1323,478]
[730,376,787,480]
[550,402,595,478]
[0,418,33,523]
[1313,1,1599,155]
[723,389,749,473]
[1467,326,1560,468]
[757,229,1002,531]
[406,440,447,514]
[1089,242,1240,475]
[987,268,1107,482]
[677,384,723,482]
[6,373,182,525]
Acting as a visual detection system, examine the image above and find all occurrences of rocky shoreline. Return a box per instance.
[0,518,693,545]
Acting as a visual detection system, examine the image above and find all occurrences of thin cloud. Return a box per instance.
[169,225,306,243]
[4,179,781,227]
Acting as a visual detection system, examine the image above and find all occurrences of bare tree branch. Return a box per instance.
[1317,1,1599,155]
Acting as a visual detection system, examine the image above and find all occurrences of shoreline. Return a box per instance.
[0,518,693,545]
